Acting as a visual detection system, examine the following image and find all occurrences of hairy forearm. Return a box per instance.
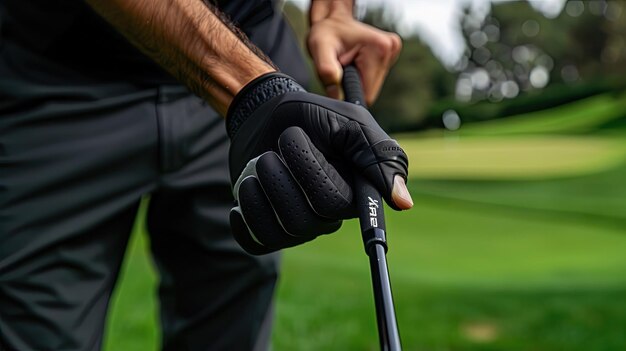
[85,0,276,116]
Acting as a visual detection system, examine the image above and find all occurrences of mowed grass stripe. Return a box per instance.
[408,156,626,230]
[396,134,626,180]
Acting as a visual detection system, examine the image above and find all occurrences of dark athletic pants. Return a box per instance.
[0,86,280,350]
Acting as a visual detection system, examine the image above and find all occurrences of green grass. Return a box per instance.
[104,94,626,350]
[103,203,158,351]
[274,193,626,350]
[399,134,626,180]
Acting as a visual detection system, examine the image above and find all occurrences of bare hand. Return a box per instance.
[307,3,402,106]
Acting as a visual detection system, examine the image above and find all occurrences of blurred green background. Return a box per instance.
[104,1,626,350]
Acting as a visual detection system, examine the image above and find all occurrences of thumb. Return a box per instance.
[391,175,413,210]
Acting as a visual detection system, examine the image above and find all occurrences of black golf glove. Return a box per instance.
[227,72,408,255]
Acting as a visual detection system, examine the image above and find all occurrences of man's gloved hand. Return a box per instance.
[227,72,411,255]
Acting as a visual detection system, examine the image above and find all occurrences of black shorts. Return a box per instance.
[0,86,280,350]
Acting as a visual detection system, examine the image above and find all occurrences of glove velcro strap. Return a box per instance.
[226,72,305,138]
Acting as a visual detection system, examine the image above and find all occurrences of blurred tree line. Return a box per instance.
[283,0,626,132]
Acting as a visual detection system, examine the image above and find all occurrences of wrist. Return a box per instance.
[309,0,354,25]
[211,64,276,115]
[226,73,305,138]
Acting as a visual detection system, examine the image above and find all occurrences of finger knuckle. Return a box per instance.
[374,35,393,52]
[390,33,403,53]
[306,33,323,51]
[317,63,338,83]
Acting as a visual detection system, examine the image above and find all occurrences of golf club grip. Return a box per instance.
[353,176,387,243]
[342,65,387,241]
[342,65,366,107]
[343,64,402,351]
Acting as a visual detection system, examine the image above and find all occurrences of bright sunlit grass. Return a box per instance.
[399,134,626,179]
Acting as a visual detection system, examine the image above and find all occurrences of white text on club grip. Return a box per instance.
[368,197,379,227]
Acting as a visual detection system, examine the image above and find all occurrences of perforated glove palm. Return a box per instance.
[227,72,408,255]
